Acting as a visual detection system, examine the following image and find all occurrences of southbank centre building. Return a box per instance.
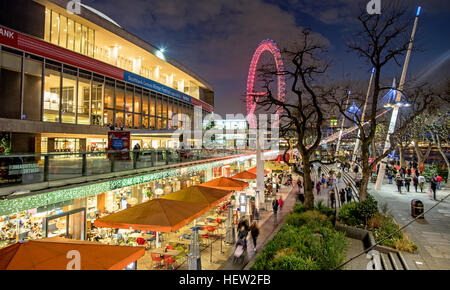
[0,0,215,153]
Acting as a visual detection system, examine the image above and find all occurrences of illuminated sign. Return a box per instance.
[124,71,191,103]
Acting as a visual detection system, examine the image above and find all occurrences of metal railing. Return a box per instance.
[0,148,255,188]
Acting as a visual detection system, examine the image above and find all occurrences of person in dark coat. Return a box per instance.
[329,189,336,209]
[345,183,353,203]
[249,222,260,252]
[339,189,346,205]
[272,198,279,225]
[431,176,438,201]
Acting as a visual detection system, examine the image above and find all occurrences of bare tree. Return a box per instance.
[252,29,335,209]
[327,3,434,200]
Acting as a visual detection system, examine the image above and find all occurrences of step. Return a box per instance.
[388,252,403,270]
[380,253,393,270]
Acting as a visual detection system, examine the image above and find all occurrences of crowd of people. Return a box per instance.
[386,162,443,201]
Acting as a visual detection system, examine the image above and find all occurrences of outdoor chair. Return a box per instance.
[150,252,163,269]
[164,255,177,270]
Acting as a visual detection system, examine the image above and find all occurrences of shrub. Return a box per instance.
[293,203,307,214]
[285,210,331,229]
[251,210,348,270]
[338,194,378,226]
[338,202,360,226]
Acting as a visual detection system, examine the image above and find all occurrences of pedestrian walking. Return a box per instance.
[387,170,393,184]
[436,175,443,190]
[413,174,419,192]
[249,222,260,253]
[316,182,321,195]
[278,196,284,211]
[272,198,279,225]
[329,189,336,209]
[404,174,411,192]
[430,176,438,201]
[418,174,426,193]
[339,188,346,205]
[395,174,404,194]
[345,183,353,203]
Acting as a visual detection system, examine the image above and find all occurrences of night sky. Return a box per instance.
[85,0,450,115]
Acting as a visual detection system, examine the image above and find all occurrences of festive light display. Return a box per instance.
[246,39,286,128]
[0,155,257,216]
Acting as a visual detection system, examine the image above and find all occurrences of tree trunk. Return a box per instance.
[359,170,371,201]
[436,136,450,188]
[359,142,371,201]
[303,160,315,209]
[414,141,432,169]
[399,145,405,168]
[371,139,377,158]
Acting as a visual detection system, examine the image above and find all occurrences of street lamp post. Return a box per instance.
[352,68,375,165]
[375,6,421,190]
[335,91,351,157]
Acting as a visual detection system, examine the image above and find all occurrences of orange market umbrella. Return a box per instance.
[248,167,270,175]
[200,177,248,191]
[231,171,257,180]
[0,238,144,270]
[94,198,209,233]
[162,186,232,208]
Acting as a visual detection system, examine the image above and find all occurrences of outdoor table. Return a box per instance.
[174,239,192,247]
[152,248,182,256]
[128,233,142,238]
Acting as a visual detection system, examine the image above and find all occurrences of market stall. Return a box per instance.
[0,237,145,270]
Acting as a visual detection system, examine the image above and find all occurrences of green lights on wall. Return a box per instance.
[0,155,256,216]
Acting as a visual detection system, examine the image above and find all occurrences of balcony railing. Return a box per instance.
[0,149,255,190]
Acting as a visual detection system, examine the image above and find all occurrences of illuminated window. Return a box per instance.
[44,9,51,42]
[81,25,88,55]
[150,93,156,116]
[88,28,95,57]
[125,112,133,128]
[156,94,162,118]
[115,111,124,128]
[149,116,155,130]
[104,80,115,109]
[142,92,149,115]
[134,114,141,128]
[115,83,124,111]
[61,68,77,124]
[78,71,92,125]
[74,22,82,53]
[134,89,142,114]
[103,109,113,127]
[59,15,68,48]
[44,64,61,123]
[67,19,75,51]
[92,76,104,126]
[50,11,60,45]
[125,87,133,112]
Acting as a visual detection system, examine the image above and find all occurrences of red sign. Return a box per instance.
[0,27,18,47]
[108,131,131,160]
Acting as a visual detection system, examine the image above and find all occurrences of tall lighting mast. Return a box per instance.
[375,6,422,190]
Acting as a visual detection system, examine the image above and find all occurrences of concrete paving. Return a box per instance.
[369,182,450,270]
[220,180,298,270]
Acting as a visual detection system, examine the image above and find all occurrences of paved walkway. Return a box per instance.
[220,180,299,270]
[369,182,450,270]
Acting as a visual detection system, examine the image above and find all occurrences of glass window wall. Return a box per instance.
[61,68,77,124]
[78,71,91,125]
[43,64,61,122]
[92,76,104,126]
